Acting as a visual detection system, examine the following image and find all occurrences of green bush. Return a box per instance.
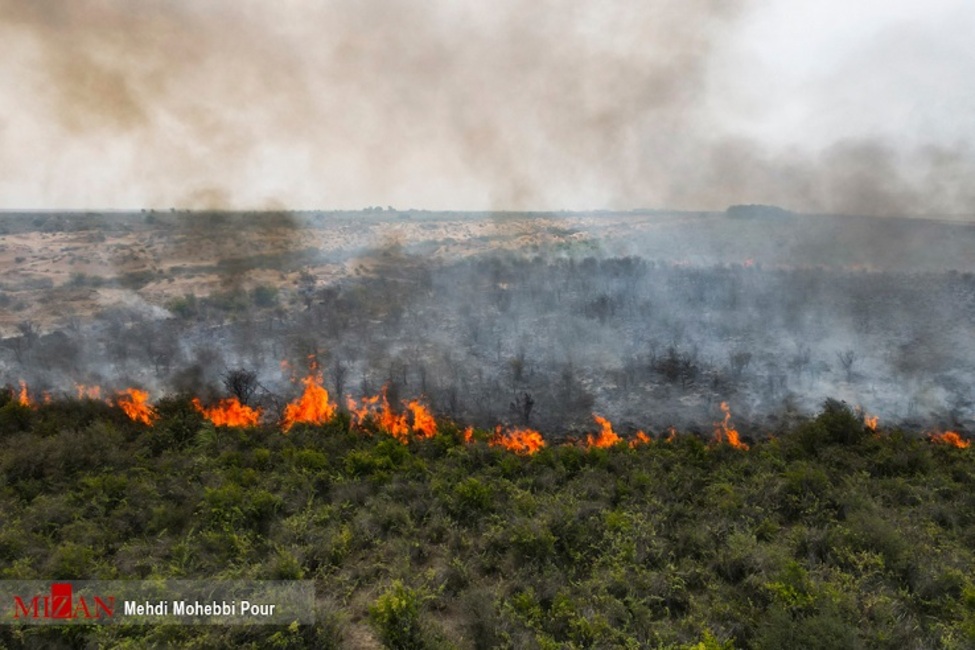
[369,580,427,649]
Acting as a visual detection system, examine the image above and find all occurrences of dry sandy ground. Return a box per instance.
[2,210,972,336]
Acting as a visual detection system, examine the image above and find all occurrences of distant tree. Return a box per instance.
[510,392,535,426]
[9,320,39,366]
[837,350,857,382]
[729,351,752,379]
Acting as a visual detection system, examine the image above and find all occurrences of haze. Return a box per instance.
[0,0,973,215]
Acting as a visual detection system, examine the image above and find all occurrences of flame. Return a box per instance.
[490,426,546,455]
[192,397,261,427]
[281,372,336,432]
[377,390,410,443]
[76,384,102,400]
[929,431,970,449]
[116,388,158,426]
[348,394,380,429]
[17,380,31,407]
[406,400,437,439]
[714,402,749,450]
[587,414,622,449]
[864,414,879,431]
[347,388,437,443]
[629,430,652,448]
[462,426,474,444]
[665,426,677,443]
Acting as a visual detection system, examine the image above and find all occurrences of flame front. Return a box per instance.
[76,384,102,400]
[929,431,970,449]
[714,402,749,450]
[406,400,437,439]
[377,390,410,442]
[17,380,31,407]
[587,414,622,449]
[281,373,336,432]
[864,414,879,431]
[347,388,437,443]
[629,431,652,448]
[192,397,261,427]
[116,389,158,426]
[490,426,545,455]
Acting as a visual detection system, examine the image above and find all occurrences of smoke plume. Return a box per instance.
[2,0,972,216]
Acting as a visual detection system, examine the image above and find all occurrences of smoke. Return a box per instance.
[3,0,971,215]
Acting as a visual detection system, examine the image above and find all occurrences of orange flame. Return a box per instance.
[929,431,970,449]
[462,426,474,444]
[17,380,31,407]
[348,394,380,429]
[116,388,158,426]
[281,372,336,432]
[347,388,437,443]
[406,400,437,439]
[377,390,410,443]
[864,414,879,432]
[587,414,622,449]
[76,384,102,400]
[629,431,652,448]
[490,426,546,455]
[192,397,261,427]
[665,426,677,443]
[714,402,749,450]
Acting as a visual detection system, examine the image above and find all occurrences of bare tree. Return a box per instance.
[510,392,535,426]
[223,368,259,405]
[837,349,857,382]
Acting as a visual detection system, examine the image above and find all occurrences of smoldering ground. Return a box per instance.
[2,2,974,435]
[2,210,974,439]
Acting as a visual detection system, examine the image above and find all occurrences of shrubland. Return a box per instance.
[0,391,973,648]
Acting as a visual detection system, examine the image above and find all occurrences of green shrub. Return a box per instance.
[0,401,32,436]
[369,580,427,649]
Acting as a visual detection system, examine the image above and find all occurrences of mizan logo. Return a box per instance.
[13,583,115,620]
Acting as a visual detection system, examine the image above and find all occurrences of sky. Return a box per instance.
[0,0,973,216]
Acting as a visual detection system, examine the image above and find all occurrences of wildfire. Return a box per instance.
[929,431,970,449]
[462,426,474,444]
[665,426,678,443]
[115,389,158,426]
[629,431,652,448]
[587,414,622,449]
[192,397,261,427]
[281,372,336,432]
[346,388,437,443]
[348,394,380,429]
[377,391,410,443]
[406,400,437,439]
[76,384,102,400]
[864,414,879,432]
[490,426,546,455]
[714,402,749,450]
[16,380,31,407]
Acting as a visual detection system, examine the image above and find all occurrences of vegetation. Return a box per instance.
[0,394,973,648]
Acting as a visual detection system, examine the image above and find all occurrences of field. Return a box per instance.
[1,392,974,648]
[1,209,974,648]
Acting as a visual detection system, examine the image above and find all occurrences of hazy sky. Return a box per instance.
[1,0,973,215]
